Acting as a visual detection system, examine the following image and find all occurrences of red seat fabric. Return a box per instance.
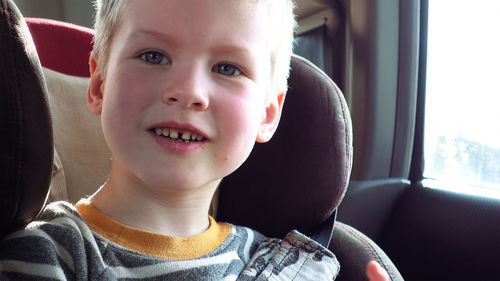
[26,17,93,77]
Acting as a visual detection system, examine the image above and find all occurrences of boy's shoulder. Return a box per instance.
[228,223,267,242]
[0,201,95,255]
[196,222,267,263]
[2,201,89,241]
[0,201,104,280]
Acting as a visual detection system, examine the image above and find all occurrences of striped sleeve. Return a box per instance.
[0,201,109,280]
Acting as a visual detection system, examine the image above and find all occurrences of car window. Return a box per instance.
[424,0,500,198]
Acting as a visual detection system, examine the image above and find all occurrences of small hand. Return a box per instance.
[366,261,390,281]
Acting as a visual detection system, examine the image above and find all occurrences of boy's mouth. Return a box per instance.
[152,128,207,142]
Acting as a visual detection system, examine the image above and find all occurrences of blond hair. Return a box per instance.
[92,0,296,102]
[91,0,127,72]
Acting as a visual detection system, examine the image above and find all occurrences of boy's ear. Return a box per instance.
[256,92,286,143]
[87,55,104,115]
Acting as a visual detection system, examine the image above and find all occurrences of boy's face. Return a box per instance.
[88,0,284,193]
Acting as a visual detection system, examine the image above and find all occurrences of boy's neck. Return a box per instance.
[89,175,219,238]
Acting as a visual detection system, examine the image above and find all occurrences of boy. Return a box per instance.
[0,0,389,280]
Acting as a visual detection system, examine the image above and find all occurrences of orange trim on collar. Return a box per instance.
[75,199,232,260]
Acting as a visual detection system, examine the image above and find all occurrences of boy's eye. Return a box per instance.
[213,63,241,76]
[140,51,169,65]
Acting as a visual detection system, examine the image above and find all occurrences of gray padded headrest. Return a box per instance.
[0,0,53,238]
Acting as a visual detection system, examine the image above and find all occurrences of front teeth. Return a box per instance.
[153,128,205,142]
[181,132,191,140]
[169,130,179,139]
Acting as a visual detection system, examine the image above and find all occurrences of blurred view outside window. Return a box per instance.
[424,0,500,197]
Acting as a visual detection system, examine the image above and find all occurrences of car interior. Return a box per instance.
[2,0,500,280]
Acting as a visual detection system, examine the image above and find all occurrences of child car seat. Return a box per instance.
[0,1,403,280]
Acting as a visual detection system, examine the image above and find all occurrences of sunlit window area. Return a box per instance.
[424,0,500,198]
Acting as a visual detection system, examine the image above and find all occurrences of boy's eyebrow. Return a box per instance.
[126,29,180,47]
[126,29,256,58]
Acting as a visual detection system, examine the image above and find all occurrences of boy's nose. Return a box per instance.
[162,68,209,111]
[163,95,208,110]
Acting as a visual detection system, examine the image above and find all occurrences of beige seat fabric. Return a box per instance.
[48,148,67,202]
[44,67,111,203]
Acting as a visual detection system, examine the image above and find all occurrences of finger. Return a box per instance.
[366,260,390,281]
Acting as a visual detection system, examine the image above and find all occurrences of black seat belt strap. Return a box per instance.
[310,210,337,248]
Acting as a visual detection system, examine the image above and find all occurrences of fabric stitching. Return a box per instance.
[290,243,311,281]
[291,56,350,220]
[276,238,295,277]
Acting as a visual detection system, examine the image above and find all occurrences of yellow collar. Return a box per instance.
[75,199,231,260]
